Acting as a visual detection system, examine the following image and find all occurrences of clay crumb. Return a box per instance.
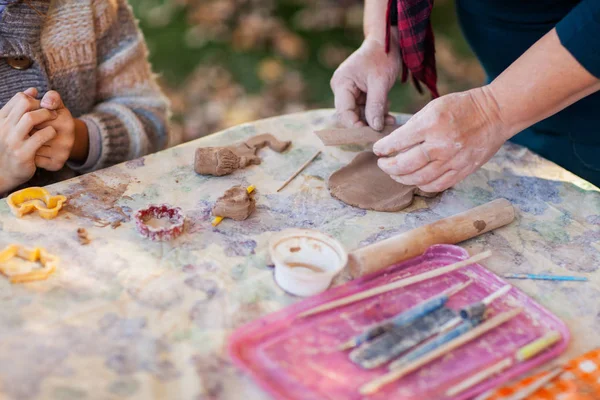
[77,228,91,245]
[290,246,301,253]
[111,221,122,229]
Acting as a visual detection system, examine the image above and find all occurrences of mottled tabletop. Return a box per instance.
[0,110,599,400]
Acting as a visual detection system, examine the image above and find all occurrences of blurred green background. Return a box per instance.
[129,0,484,143]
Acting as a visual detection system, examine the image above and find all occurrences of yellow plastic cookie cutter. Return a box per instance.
[7,187,67,219]
[0,244,58,283]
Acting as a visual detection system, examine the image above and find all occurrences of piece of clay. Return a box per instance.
[194,133,291,176]
[315,125,400,146]
[212,186,256,221]
[328,152,437,212]
[134,204,185,241]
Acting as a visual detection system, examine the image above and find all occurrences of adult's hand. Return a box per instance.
[373,87,509,192]
[330,36,400,131]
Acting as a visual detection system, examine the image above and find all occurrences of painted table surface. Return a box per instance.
[0,109,599,400]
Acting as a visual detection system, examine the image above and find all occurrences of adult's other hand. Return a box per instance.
[373,87,510,192]
[331,36,400,131]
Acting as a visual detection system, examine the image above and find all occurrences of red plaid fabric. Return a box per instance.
[386,0,439,98]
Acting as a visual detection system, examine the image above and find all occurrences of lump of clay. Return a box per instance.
[212,186,256,221]
[315,125,400,146]
[194,133,291,176]
[328,151,437,212]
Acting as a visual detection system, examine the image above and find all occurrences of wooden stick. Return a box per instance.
[359,307,523,395]
[505,367,563,400]
[446,358,514,397]
[276,151,321,192]
[297,251,491,318]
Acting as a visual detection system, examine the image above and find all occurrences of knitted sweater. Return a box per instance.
[0,0,169,188]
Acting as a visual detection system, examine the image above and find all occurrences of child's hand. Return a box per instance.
[0,89,59,192]
[33,91,79,171]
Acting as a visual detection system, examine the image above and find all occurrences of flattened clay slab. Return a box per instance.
[328,152,437,212]
[315,125,400,146]
[195,134,291,176]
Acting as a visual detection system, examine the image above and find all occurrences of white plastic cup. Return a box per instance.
[269,229,348,297]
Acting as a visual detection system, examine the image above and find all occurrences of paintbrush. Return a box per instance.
[349,307,458,369]
[298,251,492,318]
[446,330,562,397]
[338,280,472,351]
[360,307,523,395]
[387,285,513,370]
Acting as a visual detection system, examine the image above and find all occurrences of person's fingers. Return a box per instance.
[385,114,397,125]
[15,109,58,138]
[6,92,40,124]
[373,123,424,156]
[418,169,462,192]
[35,155,54,170]
[22,126,57,157]
[23,87,38,98]
[332,78,362,128]
[365,79,389,131]
[377,143,431,176]
[389,160,450,186]
[35,145,53,159]
[40,90,64,110]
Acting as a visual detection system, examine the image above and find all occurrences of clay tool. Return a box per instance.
[276,150,321,192]
[315,125,399,146]
[360,307,523,395]
[339,280,472,351]
[347,198,515,277]
[504,367,563,400]
[349,307,458,369]
[340,280,472,351]
[389,316,484,370]
[504,273,588,282]
[459,284,512,319]
[445,330,562,397]
[298,251,491,318]
[212,185,255,226]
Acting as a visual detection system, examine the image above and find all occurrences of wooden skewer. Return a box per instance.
[446,330,562,397]
[505,367,563,400]
[359,307,523,395]
[297,251,492,318]
[276,150,321,192]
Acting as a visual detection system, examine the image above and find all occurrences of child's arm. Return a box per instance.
[70,0,170,173]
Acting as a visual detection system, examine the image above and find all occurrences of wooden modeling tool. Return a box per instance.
[276,150,321,192]
[504,367,563,400]
[446,330,562,397]
[504,273,588,282]
[460,284,512,319]
[298,251,491,318]
[360,307,523,395]
[212,185,255,226]
[339,280,472,351]
[348,198,515,277]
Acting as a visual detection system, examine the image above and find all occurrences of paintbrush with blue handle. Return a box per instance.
[338,279,472,351]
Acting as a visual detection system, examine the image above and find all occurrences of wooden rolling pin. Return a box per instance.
[348,198,515,277]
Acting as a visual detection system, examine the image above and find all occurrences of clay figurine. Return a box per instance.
[212,186,256,221]
[195,133,291,176]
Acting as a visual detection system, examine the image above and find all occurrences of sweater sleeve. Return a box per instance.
[71,0,170,173]
[556,0,600,79]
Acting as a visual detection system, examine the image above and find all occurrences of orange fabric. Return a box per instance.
[486,349,600,400]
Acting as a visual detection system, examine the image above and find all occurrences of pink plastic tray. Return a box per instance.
[228,245,569,400]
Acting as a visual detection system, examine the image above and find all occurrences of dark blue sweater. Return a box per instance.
[456,0,600,185]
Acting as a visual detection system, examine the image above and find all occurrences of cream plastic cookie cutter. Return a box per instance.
[269,229,348,297]
[0,244,58,283]
[7,187,67,219]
